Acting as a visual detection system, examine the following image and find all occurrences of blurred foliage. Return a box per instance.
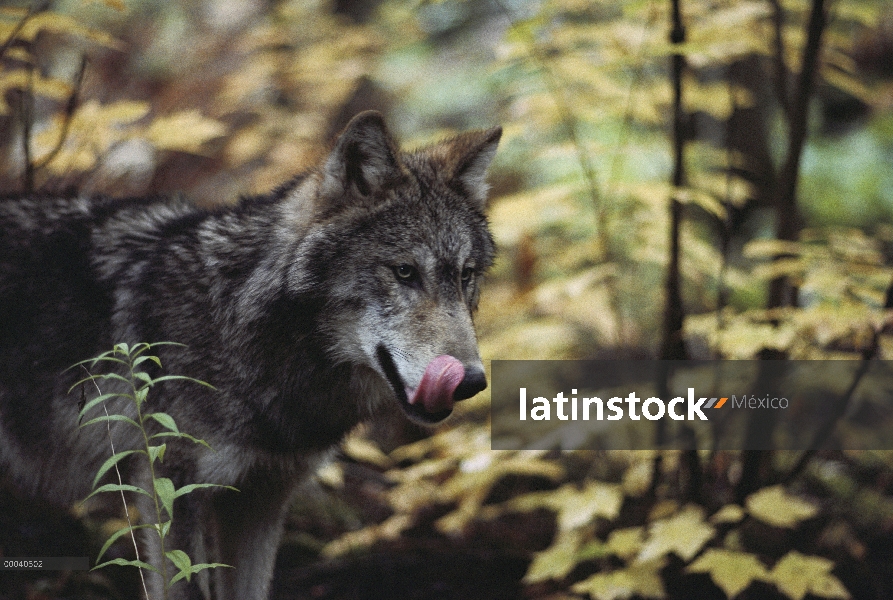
[2,0,893,599]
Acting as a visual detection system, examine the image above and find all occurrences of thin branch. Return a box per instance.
[768,0,829,309]
[0,5,35,62]
[34,56,87,172]
[767,0,791,117]
[713,77,740,356]
[660,0,688,361]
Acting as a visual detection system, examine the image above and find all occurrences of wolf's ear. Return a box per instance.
[321,111,404,201]
[442,126,502,208]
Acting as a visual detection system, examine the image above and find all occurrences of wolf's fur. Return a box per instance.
[0,111,500,600]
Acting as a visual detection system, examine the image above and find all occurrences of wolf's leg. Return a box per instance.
[209,477,297,600]
[135,472,214,600]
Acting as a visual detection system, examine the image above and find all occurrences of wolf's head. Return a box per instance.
[285,111,500,425]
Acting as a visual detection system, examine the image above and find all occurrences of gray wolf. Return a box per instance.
[0,111,501,599]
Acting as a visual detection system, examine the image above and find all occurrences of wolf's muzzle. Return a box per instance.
[375,344,485,424]
[453,367,487,401]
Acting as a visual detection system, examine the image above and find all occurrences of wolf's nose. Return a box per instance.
[452,367,487,401]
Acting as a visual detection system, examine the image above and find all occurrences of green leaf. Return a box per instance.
[148,374,216,390]
[84,483,152,503]
[77,392,128,418]
[66,354,129,374]
[129,342,153,358]
[158,520,171,538]
[746,486,818,528]
[148,412,179,433]
[96,523,153,563]
[80,414,141,430]
[93,557,159,573]
[154,477,176,519]
[165,549,192,574]
[95,372,135,386]
[168,562,232,585]
[174,483,239,499]
[92,450,141,489]
[114,342,130,356]
[688,549,769,598]
[134,371,153,385]
[165,550,231,585]
[134,386,148,408]
[149,431,213,450]
[148,444,166,464]
[132,355,162,369]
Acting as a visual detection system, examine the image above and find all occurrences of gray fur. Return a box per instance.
[0,111,501,600]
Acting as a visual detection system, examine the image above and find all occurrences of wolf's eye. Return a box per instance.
[394,264,418,282]
[461,267,474,283]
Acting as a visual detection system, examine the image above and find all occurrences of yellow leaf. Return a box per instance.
[87,99,151,124]
[606,527,644,559]
[146,110,227,154]
[341,434,391,469]
[743,239,801,259]
[557,481,624,530]
[746,486,818,528]
[0,70,71,114]
[31,100,150,174]
[571,558,667,600]
[524,528,584,583]
[768,551,850,600]
[688,548,769,598]
[18,12,123,49]
[710,504,745,524]
[322,514,412,558]
[435,453,564,534]
[638,505,714,562]
[504,481,623,531]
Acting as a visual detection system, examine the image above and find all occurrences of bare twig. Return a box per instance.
[767,0,791,117]
[768,0,829,309]
[34,56,88,172]
[0,5,35,62]
[661,0,689,362]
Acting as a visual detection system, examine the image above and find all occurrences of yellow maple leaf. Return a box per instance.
[688,548,769,598]
[710,504,745,524]
[524,528,584,583]
[638,505,715,562]
[571,558,667,600]
[146,110,227,155]
[605,527,644,559]
[769,551,850,600]
[746,486,818,528]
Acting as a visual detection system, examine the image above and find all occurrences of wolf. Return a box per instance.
[0,111,501,600]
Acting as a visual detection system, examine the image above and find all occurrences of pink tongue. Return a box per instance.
[407,355,465,414]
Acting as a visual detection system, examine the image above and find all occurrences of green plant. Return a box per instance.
[71,342,236,599]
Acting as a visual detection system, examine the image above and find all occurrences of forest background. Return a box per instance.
[1,0,893,598]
